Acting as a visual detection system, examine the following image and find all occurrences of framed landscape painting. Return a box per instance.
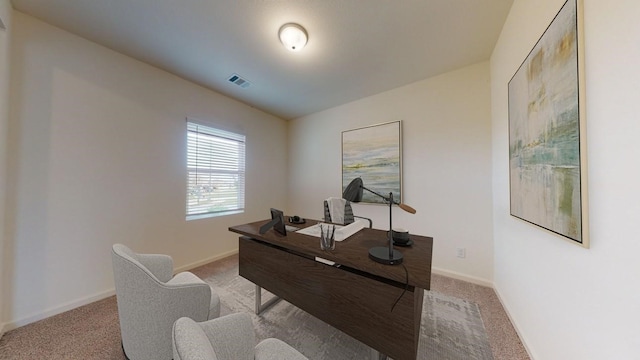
[342,121,402,204]
[508,0,588,247]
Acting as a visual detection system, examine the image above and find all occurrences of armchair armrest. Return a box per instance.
[160,271,220,321]
[173,317,217,360]
[255,338,309,360]
[199,313,255,360]
[137,253,174,282]
[173,314,308,360]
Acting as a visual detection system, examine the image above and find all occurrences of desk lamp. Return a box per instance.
[343,177,416,265]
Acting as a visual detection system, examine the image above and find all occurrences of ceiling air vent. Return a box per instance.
[227,73,251,89]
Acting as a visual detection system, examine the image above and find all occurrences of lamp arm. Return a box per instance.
[361,185,389,202]
[361,186,417,214]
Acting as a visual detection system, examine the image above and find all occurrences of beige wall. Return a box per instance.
[288,62,494,284]
[4,12,288,330]
[6,1,640,356]
[0,0,12,337]
[491,0,640,358]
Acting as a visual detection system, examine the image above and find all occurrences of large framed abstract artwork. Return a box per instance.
[342,121,402,204]
[508,0,588,247]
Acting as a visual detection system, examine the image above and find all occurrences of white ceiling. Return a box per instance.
[11,0,513,120]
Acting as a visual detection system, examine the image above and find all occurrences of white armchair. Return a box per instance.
[172,313,309,360]
[112,243,220,360]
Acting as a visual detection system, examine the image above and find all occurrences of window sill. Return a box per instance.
[186,210,244,221]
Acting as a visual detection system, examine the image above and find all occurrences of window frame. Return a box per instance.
[186,119,246,220]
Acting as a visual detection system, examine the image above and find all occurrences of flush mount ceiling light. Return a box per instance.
[278,23,307,52]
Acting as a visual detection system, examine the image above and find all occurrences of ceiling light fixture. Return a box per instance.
[278,23,307,52]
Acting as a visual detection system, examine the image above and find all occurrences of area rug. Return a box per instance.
[202,266,494,360]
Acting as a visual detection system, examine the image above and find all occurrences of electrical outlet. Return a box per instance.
[456,247,466,258]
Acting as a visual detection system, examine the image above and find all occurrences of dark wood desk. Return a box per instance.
[229,219,433,360]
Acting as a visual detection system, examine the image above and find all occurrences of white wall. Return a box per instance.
[491,0,640,358]
[4,12,288,330]
[0,0,13,337]
[288,62,494,284]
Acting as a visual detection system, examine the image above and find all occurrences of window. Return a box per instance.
[186,121,245,219]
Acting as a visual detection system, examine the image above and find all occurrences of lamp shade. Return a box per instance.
[343,177,364,202]
[279,23,307,51]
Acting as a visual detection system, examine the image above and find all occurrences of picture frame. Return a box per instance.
[508,0,589,247]
[342,121,402,204]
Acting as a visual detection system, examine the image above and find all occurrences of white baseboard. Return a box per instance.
[491,283,536,360]
[3,288,116,333]
[174,249,238,273]
[3,250,239,333]
[431,266,493,288]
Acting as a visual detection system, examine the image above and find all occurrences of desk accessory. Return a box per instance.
[319,224,336,250]
[289,215,306,224]
[391,228,410,244]
[259,208,287,235]
[389,228,413,246]
[343,177,416,265]
[393,239,414,247]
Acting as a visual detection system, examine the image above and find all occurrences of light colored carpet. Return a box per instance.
[206,264,494,360]
[0,255,524,359]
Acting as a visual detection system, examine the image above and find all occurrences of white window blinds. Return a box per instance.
[187,122,245,218]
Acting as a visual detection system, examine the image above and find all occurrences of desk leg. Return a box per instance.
[255,284,282,315]
[370,348,388,360]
